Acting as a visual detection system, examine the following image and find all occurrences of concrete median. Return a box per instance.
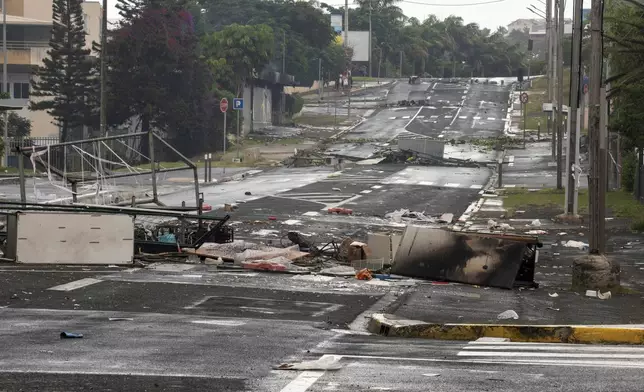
[368,313,644,345]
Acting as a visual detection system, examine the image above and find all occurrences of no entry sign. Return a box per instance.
[220,98,228,113]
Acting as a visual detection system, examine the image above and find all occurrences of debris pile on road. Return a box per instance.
[385,209,436,223]
[378,149,480,168]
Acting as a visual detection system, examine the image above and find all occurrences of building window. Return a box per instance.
[13,83,29,99]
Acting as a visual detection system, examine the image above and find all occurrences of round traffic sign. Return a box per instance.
[520,92,529,104]
[220,98,228,113]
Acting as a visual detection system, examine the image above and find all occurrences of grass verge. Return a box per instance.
[503,188,644,231]
[520,70,571,130]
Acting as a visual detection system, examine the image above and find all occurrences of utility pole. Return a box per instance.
[368,0,372,77]
[588,0,605,254]
[399,51,403,78]
[546,0,553,146]
[565,0,582,215]
[556,0,565,189]
[100,0,108,137]
[2,0,7,167]
[551,0,558,160]
[318,57,322,101]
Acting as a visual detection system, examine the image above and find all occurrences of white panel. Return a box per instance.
[15,212,134,265]
[344,31,370,62]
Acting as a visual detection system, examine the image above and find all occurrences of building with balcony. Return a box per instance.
[0,0,102,138]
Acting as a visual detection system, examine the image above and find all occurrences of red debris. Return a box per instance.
[268,216,277,220]
[202,203,212,211]
[327,207,353,215]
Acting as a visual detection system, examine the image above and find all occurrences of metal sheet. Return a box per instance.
[391,227,529,289]
[13,212,134,265]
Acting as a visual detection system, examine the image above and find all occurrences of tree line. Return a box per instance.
[26,0,532,159]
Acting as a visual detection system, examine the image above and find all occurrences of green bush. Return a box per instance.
[285,94,304,116]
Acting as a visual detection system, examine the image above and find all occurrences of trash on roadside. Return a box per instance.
[391,227,541,289]
[548,292,559,297]
[525,230,547,235]
[347,241,372,261]
[242,256,309,273]
[529,219,542,227]
[328,207,353,215]
[244,191,252,195]
[320,265,356,276]
[332,187,341,192]
[558,232,567,236]
[438,213,454,223]
[60,332,83,339]
[423,373,441,377]
[355,268,373,280]
[108,317,134,321]
[547,307,560,311]
[586,290,611,300]
[497,310,519,320]
[563,240,589,250]
[386,209,435,223]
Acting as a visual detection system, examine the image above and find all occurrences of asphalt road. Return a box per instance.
[4,264,644,392]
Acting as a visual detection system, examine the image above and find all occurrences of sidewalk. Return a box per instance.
[300,80,395,102]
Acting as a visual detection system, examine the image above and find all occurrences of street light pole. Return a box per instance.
[368,0,372,77]
[546,0,553,145]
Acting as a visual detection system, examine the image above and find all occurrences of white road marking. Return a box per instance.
[389,117,396,120]
[416,115,425,119]
[182,274,203,278]
[487,117,496,121]
[508,155,515,162]
[279,371,326,392]
[432,82,437,89]
[360,190,372,194]
[430,115,438,119]
[469,184,484,189]
[394,179,408,184]
[458,351,644,359]
[404,106,425,128]
[402,116,411,119]
[443,183,460,188]
[191,319,246,326]
[509,163,514,167]
[48,278,102,292]
[438,134,445,138]
[473,116,481,120]
[459,116,467,119]
[371,185,383,189]
[503,184,517,188]
[444,115,452,119]
[418,181,434,186]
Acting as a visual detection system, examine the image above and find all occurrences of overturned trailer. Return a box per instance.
[391,227,541,289]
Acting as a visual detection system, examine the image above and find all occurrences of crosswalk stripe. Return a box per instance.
[457,340,644,369]
[443,183,460,187]
[469,184,484,189]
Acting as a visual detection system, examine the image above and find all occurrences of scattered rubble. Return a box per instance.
[497,310,519,320]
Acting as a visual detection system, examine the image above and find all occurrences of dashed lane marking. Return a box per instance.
[469,184,484,189]
[443,183,461,188]
[48,278,102,292]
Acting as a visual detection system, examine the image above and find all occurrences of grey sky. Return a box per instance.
[106,0,590,31]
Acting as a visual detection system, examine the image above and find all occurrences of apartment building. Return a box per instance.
[0,0,102,138]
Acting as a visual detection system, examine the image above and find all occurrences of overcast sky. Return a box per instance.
[106,0,592,31]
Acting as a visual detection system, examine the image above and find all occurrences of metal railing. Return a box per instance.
[3,40,49,50]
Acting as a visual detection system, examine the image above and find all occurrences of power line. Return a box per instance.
[323,0,509,6]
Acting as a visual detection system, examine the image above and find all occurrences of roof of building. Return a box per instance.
[5,15,52,26]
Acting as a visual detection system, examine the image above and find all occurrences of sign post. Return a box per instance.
[233,98,244,161]
[520,92,529,149]
[220,98,228,173]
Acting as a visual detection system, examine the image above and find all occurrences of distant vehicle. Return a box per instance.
[408,75,421,84]
[490,80,498,85]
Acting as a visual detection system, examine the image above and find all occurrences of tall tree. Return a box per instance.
[30,0,92,142]
[107,0,212,157]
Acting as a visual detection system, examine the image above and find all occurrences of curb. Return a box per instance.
[368,313,644,345]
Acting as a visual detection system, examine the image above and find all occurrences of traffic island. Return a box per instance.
[368,313,644,344]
